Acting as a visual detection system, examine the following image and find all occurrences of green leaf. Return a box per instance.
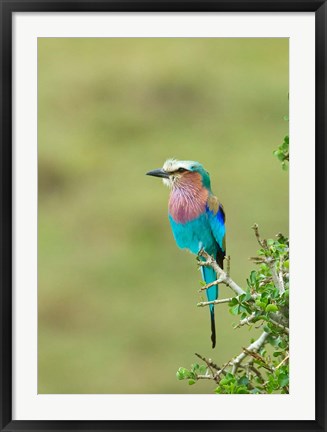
[240,293,248,302]
[176,368,187,380]
[225,373,234,381]
[267,334,280,346]
[278,373,289,387]
[278,339,288,349]
[266,304,278,313]
[239,305,249,313]
[230,304,240,315]
[228,297,239,306]
[263,325,271,333]
[250,271,257,285]
[256,314,268,321]
[255,300,267,309]
[188,379,196,385]
[238,376,249,386]
[277,153,285,161]
[236,387,250,394]
[261,291,270,300]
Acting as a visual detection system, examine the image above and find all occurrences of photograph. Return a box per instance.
[37,37,289,394]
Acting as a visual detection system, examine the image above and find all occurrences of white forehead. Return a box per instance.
[162,158,195,173]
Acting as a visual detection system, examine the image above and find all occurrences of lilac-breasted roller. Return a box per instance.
[147,159,226,348]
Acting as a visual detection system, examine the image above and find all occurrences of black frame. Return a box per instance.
[1,1,325,431]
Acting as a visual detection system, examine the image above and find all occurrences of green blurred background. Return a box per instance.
[38,38,288,394]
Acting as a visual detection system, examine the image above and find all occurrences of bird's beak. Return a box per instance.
[146,168,169,179]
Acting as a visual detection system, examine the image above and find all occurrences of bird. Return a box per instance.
[146,159,226,348]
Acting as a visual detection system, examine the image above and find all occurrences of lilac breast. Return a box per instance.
[169,187,208,223]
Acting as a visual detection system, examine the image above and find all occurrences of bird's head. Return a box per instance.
[146,159,211,190]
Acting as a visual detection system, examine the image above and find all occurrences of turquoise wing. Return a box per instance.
[206,195,226,268]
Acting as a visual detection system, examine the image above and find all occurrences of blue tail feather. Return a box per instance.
[201,266,218,348]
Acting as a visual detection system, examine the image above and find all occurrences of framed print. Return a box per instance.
[1,1,326,431]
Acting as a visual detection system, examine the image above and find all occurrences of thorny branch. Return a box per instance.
[234,312,256,329]
[241,347,273,373]
[252,223,285,294]
[197,297,233,307]
[269,317,289,334]
[184,224,289,394]
[195,353,221,383]
[252,223,266,248]
[198,249,245,296]
[231,331,270,374]
[194,353,229,383]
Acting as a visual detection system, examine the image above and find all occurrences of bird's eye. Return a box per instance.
[177,168,186,173]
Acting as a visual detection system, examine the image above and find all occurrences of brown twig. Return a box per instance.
[248,363,265,383]
[195,353,220,383]
[242,347,274,372]
[252,223,266,249]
